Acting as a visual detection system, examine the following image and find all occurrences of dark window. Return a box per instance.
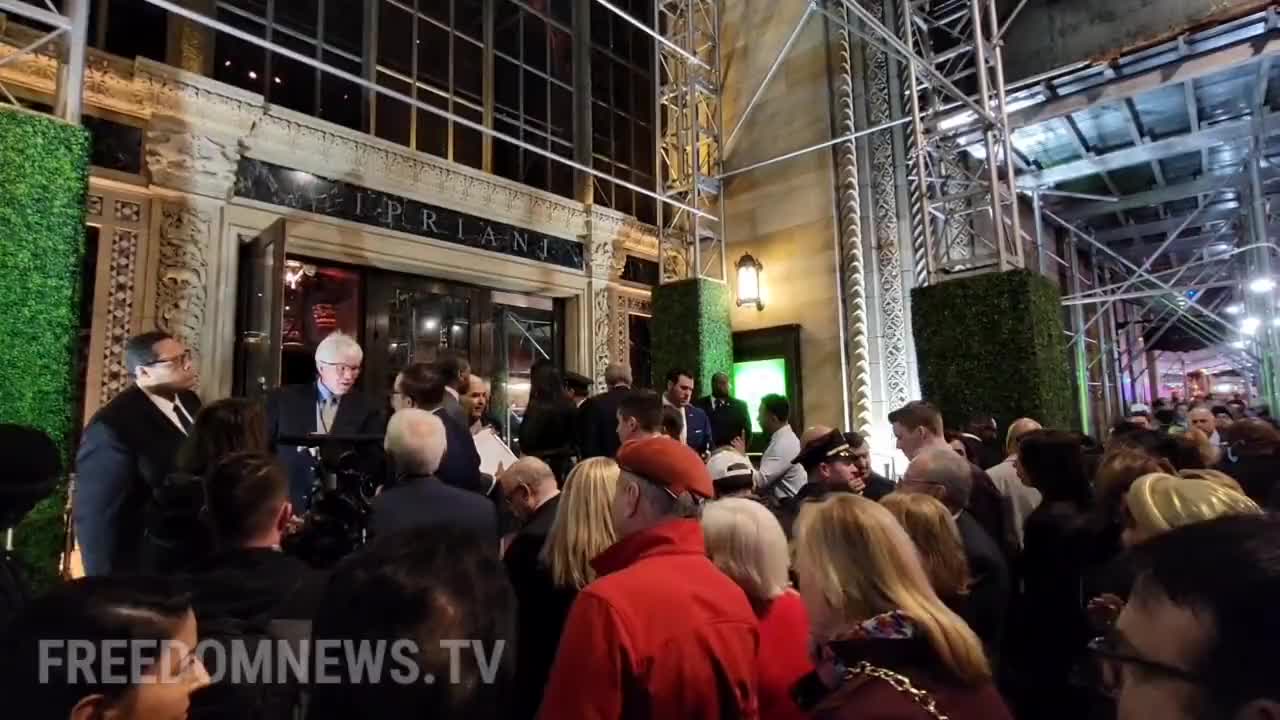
[590,0,655,223]
[100,0,168,62]
[83,115,144,174]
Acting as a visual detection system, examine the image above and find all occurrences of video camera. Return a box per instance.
[277,433,387,568]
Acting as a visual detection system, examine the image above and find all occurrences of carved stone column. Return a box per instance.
[584,209,617,392]
[143,115,242,397]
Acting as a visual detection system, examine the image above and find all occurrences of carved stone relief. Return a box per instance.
[100,228,139,406]
[611,291,653,376]
[154,202,211,363]
[832,4,874,433]
[144,127,240,198]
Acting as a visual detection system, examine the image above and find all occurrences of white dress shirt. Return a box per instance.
[147,392,195,435]
[760,425,806,498]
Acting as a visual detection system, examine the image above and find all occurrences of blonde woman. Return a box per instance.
[1123,473,1261,548]
[791,494,1011,719]
[880,493,971,613]
[511,458,618,720]
[702,498,811,720]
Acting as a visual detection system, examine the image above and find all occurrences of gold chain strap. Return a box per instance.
[843,661,950,720]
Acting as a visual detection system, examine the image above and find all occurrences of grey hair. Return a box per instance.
[385,409,448,477]
[604,363,633,387]
[623,469,701,519]
[315,331,363,364]
[916,446,973,511]
[701,498,790,603]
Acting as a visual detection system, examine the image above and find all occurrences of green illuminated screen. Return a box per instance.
[733,358,788,433]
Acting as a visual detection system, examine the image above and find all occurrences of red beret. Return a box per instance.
[616,435,714,499]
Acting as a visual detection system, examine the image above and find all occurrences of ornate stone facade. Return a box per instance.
[864,0,912,412]
[99,227,139,406]
[0,28,657,407]
[832,3,874,433]
[154,202,212,361]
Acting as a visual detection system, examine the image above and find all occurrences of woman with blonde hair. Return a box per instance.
[509,457,618,720]
[880,493,970,613]
[1123,472,1261,548]
[791,493,1011,719]
[702,498,811,720]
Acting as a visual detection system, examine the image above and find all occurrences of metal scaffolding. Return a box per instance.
[655,0,725,283]
[0,0,86,123]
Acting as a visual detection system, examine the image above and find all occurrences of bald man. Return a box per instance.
[985,417,1044,550]
[499,457,564,720]
[371,409,497,540]
[901,447,1010,658]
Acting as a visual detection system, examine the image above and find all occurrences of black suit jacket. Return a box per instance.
[696,395,753,445]
[431,407,487,496]
[577,385,630,459]
[184,547,326,624]
[74,385,201,576]
[503,495,577,720]
[957,510,1011,659]
[370,475,498,540]
[266,383,386,509]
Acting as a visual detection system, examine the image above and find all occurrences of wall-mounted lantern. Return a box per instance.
[735,253,764,311]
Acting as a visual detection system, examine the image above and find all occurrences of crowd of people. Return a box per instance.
[1,328,1280,719]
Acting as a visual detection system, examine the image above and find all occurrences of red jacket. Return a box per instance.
[537,519,760,720]
[756,590,813,720]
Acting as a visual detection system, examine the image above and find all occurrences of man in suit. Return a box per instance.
[663,368,713,456]
[900,446,1010,659]
[371,409,496,540]
[75,331,202,576]
[695,372,752,447]
[578,363,632,459]
[266,331,386,510]
[393,361,489,497]
[435,351,472,429]
[496,456,562,720]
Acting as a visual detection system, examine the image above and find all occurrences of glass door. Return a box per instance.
[491,298,561,450]
[234,220,286,398]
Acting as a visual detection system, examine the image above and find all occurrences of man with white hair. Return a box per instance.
[371,409,496,539]
[901,446,1010,658]
[267,331,386,509]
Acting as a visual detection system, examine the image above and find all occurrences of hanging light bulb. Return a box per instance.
[1225,303,1244,315]
[1249,276,1277,293]
[1242,316,1262,335]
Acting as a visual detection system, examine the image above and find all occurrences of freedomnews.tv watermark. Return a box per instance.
[39,639,507,686]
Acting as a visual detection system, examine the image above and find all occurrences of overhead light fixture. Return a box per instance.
[1232,339,1248,349]
[735,253,764,311]
[1249,276,1277,293]
[1242,316,1262,335]
[1225,303,1244,315]
[1207,242,1232,255]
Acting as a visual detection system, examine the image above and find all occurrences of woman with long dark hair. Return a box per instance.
[143,398,270,573]
[516,360,578,483]
[1011,430,1103,719]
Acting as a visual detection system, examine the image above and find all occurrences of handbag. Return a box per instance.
[844,661,950,720]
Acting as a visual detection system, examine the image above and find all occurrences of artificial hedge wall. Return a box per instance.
[911,269,1075,433]
[650,278,733,395]
[0,108,90,589]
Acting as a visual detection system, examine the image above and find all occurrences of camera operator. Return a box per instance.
[392,362,490,497]
[373,409,497,541]
[267,332,385,510]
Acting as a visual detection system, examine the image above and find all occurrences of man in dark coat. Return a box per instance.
[75,331,202,575]
[394,361,489,497]
[185,452,324,624]
[663,368,713,455]
[435,350,472,429]
[372,409,497,540]
[900,446,1010,661]
[497,457,563,720]
[847,431,896,500]
[266,331,385,510]
[696,372,752,447]
[577,362,632,459]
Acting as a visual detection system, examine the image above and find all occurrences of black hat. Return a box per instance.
[793,429,856,471]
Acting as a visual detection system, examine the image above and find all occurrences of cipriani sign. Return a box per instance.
[234,158,586,271]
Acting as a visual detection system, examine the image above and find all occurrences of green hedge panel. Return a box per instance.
[911,269,1074,433]
[0,108,90,589]
[650,279,733,395]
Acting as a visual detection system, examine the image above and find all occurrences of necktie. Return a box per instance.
[321,396,338,433]
[174,399,194,434]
